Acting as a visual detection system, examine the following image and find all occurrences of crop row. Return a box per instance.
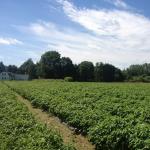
[0,82,74,150]
[6,80,150,150]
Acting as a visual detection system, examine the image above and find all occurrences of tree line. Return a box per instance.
[1,51,150,82]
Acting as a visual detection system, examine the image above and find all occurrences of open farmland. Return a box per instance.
[5,80,150,150]
[0,82,74,150]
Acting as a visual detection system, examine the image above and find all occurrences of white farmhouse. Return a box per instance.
[0,72,29,80]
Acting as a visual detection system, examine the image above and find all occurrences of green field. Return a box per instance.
[0,82,74,150]
[4,80,150,150]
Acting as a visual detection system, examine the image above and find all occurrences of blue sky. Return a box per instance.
[0,0,150,69]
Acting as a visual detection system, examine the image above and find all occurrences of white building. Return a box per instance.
[0,72,29,80]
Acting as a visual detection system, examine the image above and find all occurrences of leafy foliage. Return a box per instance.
[38,51,61,79]
[95,62,124,82]
[61,57,75,78]
[1,51,150,82]
[7,65,18,73]
[79,61,94,81]
[124,63,150,81]
[19,58,37,79]
[0,82,74,150]
[6,80,150,150]
[0,61,6,72]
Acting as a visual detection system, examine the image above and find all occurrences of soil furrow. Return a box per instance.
[15,94,95,150]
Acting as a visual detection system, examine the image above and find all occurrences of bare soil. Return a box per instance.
[16,94,95,150]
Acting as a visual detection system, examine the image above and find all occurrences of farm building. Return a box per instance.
[0,72,29,80]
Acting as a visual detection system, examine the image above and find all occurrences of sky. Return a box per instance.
[0,0,150,69]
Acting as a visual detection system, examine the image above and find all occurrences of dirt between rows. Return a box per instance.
[16,94,95,150]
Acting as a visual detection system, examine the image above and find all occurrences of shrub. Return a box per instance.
[129,76,150,82]
[64,77,73,82]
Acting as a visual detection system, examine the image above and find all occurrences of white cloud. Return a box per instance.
[105,0,129,9]
[58,0,150,38]
[23,18,150,69]
[55,0,150,66]
[113,0,128,9]
[19,0,150,68]
[0,37,23,45]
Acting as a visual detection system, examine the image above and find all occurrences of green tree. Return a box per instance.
[94,62,104,81]
[102,64,115,82]
[95,63,123,82]
[79,61,94,81]
[61,57,74,78]
[39,51,61,78]
[114,68,124,81]
[7,65,18,73]
[124,63,150,82]
[19,59,36,79]
[73,64,80,81]
[0,62,5,73]
[35,62,42,78]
